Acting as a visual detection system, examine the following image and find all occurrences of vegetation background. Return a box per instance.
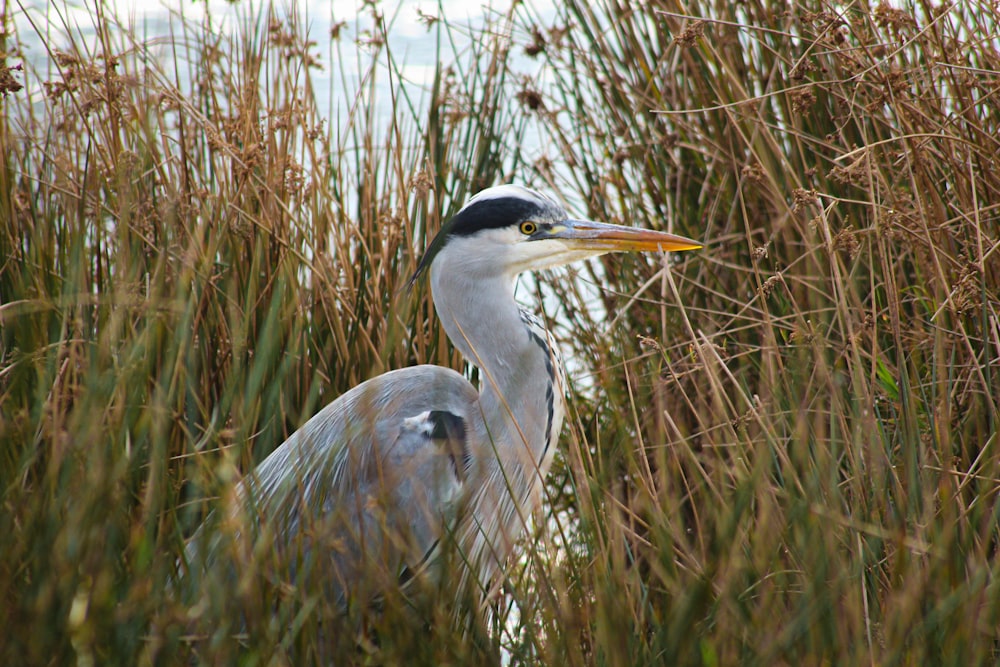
[2,0,998,664]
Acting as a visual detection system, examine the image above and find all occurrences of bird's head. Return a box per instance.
[410,184,702,286]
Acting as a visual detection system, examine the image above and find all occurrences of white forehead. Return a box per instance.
[462,184,563,212]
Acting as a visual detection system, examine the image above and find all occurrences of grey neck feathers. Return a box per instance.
[429,263,568,581]
[429,271,560,487]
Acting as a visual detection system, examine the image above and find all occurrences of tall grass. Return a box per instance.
[1,0,998,664]
[514,0,1000,663]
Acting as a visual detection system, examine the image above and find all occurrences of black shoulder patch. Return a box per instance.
[427,410,466,443]
[427,410,470,481]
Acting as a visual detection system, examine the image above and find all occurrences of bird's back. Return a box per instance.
[187,364,482,606]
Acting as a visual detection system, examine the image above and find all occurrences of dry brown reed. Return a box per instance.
[1,0,998,664]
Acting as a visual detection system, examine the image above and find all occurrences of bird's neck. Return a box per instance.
[430,273,564,490]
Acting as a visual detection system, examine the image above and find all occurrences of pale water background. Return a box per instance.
[11,0,556,158]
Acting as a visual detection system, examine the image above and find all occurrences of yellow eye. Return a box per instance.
[519,221,537,235]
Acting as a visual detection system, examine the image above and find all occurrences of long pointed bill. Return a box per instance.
[552,219,702,253]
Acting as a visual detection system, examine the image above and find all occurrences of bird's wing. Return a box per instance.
[233,364,481,603]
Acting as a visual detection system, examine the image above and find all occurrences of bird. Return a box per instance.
[186,184,701,610]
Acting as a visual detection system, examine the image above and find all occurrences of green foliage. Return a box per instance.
[1,0,998,664]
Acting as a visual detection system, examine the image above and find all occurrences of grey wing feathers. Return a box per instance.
[193,365,479,605]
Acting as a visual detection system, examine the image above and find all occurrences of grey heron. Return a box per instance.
[188,184,701,609]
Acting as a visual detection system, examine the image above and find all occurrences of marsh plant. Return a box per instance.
[1,0,998,664]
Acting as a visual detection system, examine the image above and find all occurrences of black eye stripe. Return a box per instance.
[447,197,543,237]
[409,191,567,285]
